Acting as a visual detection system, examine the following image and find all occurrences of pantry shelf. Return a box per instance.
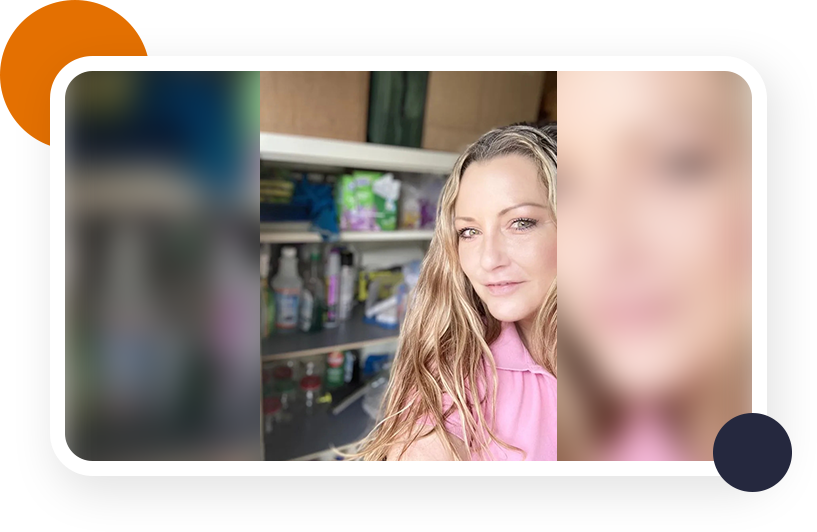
[261,223,435,244]
[265,397,372,461]
[260,132,459,174]
[262,308,399,362]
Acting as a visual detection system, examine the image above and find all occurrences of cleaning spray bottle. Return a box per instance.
[272,246,303,332]
[261,244,275,338]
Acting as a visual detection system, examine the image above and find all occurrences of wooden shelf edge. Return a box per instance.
[260,228,435,244]
[261,335,399,362]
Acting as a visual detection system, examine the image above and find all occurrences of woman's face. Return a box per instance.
[558,72,752,399]
[455,154,556,326]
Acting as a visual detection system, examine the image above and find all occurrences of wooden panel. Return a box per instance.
[476,71,545,132]
[422,71,546,152]
[260,72,370,142]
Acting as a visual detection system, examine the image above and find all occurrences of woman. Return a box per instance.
[557,71,752,461]
[355,124,558,461]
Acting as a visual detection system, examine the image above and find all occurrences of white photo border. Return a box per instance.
[50,56,766,476]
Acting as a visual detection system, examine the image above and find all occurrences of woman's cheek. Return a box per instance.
[518,231,557,286]
[458,243,481,288]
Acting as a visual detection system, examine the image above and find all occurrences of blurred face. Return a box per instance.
[455,155,556,327]
[558,72,752,399]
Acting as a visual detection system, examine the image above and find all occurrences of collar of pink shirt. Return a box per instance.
[490,321,549,376]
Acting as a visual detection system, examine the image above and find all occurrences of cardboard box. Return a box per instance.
[421,71,546,153]
[260,72,370,142]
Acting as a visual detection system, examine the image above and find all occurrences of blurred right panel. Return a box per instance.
[557,71,752,461]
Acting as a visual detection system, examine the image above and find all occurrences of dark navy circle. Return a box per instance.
[713,413,792,492]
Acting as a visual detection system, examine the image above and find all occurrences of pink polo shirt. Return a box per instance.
[439,321,557,461]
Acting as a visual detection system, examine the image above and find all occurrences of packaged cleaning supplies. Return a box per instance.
[419,177,444,229]
[396,260,421,326]
[357,269,404,303]
[260,177,295,204]
[337,171,402,231]
[398,174,444,230]
[400,180,422,229]
[372,172,401,231]
[338,173,376,231]
[362,269,404,329]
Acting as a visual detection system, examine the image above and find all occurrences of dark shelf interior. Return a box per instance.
[264,397,375,461]
[262,306,398,358]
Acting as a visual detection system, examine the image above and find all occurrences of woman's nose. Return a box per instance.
[480,230,510,271]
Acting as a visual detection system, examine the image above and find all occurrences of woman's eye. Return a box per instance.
[458,228,479,240]
[511,218,537,231]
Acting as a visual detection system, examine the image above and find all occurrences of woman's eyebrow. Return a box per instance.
[498,202,547,216]
[454,203,547,222]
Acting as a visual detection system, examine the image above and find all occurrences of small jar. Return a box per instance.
[272,364,293,381]
[270,364,295,417]
[263,396,282,435]
[274,378,296,417]
[262,369,274,397]
[300,375,322,414]
[303,360,317,376]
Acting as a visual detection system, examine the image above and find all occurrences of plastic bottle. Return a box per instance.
[339,250,356,321]
[300,359,323,415]
[343,350,360,385]
[260,244,275,338]
[272,246,303,331]
[271,364,296,422]
[324,248,341,328]
[299,249,325,333]
[325,351,345,389]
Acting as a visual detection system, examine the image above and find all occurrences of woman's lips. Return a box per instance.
[485,281,525,296]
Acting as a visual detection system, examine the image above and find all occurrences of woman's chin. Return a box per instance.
[484,300,533,324]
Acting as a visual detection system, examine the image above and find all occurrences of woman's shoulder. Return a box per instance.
[386,429,469,461]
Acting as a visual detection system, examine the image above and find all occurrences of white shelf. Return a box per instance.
[260,132,458,174]
[261,224,434,244]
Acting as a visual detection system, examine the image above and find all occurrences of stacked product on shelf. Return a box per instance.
[263,243,423,338]
[264,245,359,336]
[337,171,401,231]
[263,165,446,240]
[359,260,420,329]
[260,171,340,239]
[261,349,364,432]
[397,173,445,230]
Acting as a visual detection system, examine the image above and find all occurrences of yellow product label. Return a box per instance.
[358,271,404,301]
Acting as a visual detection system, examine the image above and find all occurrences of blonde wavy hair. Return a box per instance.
[353,124,557,461]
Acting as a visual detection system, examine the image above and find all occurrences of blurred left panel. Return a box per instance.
[65,72,262,460]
